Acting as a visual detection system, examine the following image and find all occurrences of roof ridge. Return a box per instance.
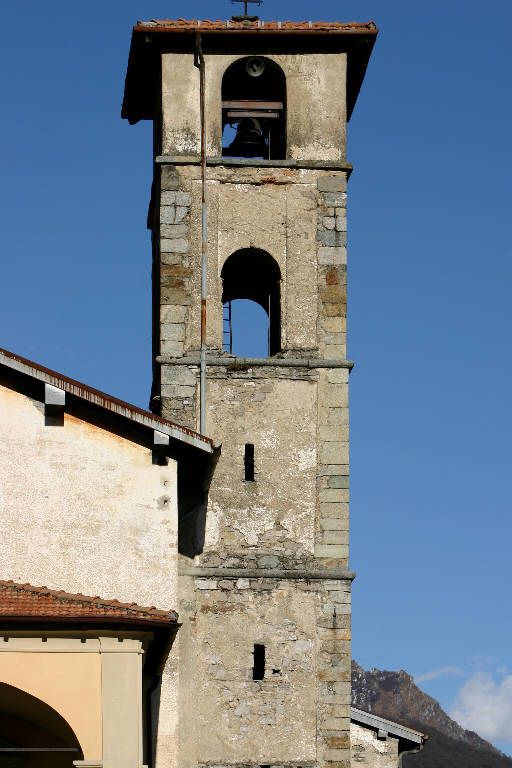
[135,18,377,32]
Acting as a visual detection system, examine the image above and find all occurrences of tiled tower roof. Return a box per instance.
[135,18,377,32]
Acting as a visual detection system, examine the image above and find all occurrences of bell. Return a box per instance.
[225,118,267,158]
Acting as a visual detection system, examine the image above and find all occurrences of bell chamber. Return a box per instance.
[221,57,286,160]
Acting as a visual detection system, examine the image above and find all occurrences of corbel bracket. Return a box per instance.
[153,429,170,465]
[44,383,65,424]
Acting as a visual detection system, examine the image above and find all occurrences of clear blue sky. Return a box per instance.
[1,0,511,753]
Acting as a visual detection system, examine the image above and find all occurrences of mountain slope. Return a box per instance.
[351,661,512,767]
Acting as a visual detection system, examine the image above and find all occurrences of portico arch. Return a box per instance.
[0,646,102,761]
[0,683,83,767]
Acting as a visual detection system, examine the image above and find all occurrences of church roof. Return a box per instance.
[0,580,178,625]
[0,346,214,454]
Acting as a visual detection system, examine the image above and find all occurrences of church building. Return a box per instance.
[0,11,427,768]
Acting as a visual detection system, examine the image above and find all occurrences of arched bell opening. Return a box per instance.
[221,248,281,357]
[221,57,286,160]
[0,683,83,768]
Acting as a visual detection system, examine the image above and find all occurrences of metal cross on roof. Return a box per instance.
[231,0,262,19]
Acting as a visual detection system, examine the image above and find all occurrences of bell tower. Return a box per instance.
[123,17,377,768]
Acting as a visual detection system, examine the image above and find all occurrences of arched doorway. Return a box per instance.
[0,683,83,768]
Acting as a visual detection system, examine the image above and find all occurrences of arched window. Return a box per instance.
[222,57,286,160]
[0,683,83,767]
[221,248,281,357]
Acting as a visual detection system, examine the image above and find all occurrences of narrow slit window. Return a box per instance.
[253,644,265,680]
[244,443,255,481]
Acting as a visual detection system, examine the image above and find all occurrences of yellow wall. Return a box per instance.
[0,651,102,759]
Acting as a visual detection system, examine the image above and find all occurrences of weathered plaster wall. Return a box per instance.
[350,723,400,768]
[153,160,351,768]
[161,53,201,156]
[161,52,347,160]
[0,385,178,609]
[181,580,317,765]
[204,376,317,555]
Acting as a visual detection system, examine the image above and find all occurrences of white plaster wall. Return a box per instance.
[0,385,178,609]
[161,53,202,156]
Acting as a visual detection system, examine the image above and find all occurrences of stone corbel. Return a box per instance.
[153,429,170,465]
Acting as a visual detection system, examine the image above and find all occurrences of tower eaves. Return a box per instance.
[122,18,378,125]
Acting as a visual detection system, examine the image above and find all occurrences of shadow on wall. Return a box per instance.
[177,445,221,558]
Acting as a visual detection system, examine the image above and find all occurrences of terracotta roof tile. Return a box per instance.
[0,581,178,625]
[136,18,377,33]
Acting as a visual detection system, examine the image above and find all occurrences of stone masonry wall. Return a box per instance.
[156,164,195,426]
[177,574,351,768]
[153,162,352,768]
[315,175,349,564]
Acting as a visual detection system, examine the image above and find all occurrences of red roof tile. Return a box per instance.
[136,18,377,33]
[0,581,178,625]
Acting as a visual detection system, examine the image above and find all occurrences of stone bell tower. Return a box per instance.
[123,16,377,768]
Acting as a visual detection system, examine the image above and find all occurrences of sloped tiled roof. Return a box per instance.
[136,18,377,33]
[0,580,178,625]
[0,346,214,454]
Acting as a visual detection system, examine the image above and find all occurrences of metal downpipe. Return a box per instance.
[194,32,207,435]
[398,745,424,767]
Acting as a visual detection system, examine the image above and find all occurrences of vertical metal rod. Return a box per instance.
[268,293,271,356]
[195,33,207,435]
